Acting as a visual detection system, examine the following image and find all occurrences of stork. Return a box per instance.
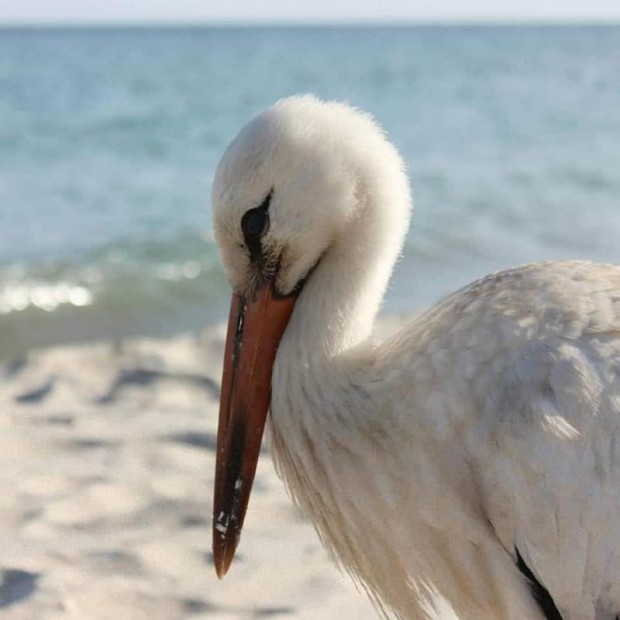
[211,95,620,620]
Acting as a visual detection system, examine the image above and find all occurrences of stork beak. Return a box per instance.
[213,278,298,578]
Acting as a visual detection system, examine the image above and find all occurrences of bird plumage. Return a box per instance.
[212,95,620,620]
[270,259,620,620]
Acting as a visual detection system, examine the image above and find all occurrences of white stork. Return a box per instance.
[211,95,620,620]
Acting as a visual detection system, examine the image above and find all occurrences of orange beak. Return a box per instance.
[213,279,298,578]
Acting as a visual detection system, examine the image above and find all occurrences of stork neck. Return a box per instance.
[278,176,410,364]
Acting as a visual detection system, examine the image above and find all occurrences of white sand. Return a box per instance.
[0,321,413,619]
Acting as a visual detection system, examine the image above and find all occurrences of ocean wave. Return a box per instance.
[0,236,230,355]
[0,281,94,314]
[0,254,224,314]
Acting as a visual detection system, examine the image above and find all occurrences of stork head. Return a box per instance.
[211,95,404,578]
[212,94,380,298]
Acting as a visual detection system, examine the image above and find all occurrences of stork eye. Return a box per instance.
[242,208,269,239]
[241,191,271,241]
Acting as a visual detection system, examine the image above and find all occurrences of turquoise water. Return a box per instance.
[2,26,620,353]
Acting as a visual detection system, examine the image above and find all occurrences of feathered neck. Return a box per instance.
[275,152,411,366]
[267,153,412,612]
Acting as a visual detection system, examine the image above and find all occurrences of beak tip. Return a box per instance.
[213,543,235,579]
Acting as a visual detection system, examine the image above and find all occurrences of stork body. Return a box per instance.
[212,95,620,620]
[272,259,620,620]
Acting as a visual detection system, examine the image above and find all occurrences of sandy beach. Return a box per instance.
[0,321,415,619]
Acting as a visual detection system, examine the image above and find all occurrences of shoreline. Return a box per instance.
[0,309,412,363]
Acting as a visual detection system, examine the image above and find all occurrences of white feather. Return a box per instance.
[213,95,620,620]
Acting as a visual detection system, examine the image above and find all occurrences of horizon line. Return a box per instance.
[2,17,620,29]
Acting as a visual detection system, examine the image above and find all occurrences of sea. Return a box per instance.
[2,25,620,355]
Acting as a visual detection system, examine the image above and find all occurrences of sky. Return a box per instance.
[1,0,620,24]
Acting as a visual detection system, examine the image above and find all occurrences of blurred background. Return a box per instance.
[1,3,620,620]
[3,2,620,357]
